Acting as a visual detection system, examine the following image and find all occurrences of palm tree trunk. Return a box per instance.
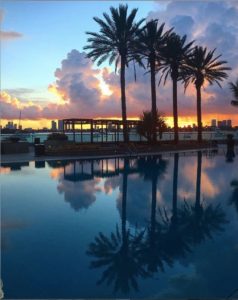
[196,86,202,143]
[172,153,179,225]
[151,174,157,238]
[172,78,179,143]
[122,158,129,246]
[195,151,202,211]
[150,58,157,144]
[120,56,129,143]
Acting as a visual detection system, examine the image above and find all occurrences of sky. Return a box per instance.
[1,0,238,129]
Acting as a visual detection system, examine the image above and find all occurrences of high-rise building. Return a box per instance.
[211,119,217,127]
[227,120,232,128]
[51,120,57,131]
[6,121,14,129]
[222,120,227,127]
[58,120,64,131]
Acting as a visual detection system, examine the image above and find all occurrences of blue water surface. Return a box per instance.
[1,149,238,299]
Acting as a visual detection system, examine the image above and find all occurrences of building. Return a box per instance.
[58,120,64,131]
[5,121,14,129]
[51,120,57,131]
[227,120,232,128]
[211,119,217,127]
[217,120,232,129]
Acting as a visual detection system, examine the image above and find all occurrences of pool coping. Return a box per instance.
[0,146,219,164]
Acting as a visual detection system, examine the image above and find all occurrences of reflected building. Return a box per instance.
[1,162,29,171]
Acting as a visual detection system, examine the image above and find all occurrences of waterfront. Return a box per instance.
[1,130,238,144]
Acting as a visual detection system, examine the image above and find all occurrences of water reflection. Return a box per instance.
[226,134,236,163]
[1,162,29,171]
[1,150,238,298]
[86,153,229,295]
[229,179,238,214]
[87,159,149,293]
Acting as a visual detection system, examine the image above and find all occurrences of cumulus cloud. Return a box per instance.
[1,1,238,125]
[147,1,238,116]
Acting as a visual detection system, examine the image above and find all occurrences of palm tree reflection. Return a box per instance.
[180,151,228,245]
[87,153,228,295]
[161,153,192,259]
[229,180,238,214]
[136,156,173,273]
[87,159,148,294]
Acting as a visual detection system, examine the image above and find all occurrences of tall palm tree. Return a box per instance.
[158,33,194,143]
[136,19,172,143]
[184,46,230,142]
[229,80,238,106]
[84,5,144,143]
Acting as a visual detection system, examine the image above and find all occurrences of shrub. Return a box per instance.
[47,133,68,141]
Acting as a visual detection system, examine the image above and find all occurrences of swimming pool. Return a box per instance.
[1,151,238,299]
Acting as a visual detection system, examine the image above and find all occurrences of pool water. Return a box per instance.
[1,150,238,299]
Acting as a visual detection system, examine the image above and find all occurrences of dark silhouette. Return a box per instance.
[180,152,228,245]
[183,47,230,143]
[229,80,238,106]
[47,160,70,169]
[86,154,229,294]
[136,19,171,143]
[226,134,235,162]
[229,180,238,214]
[1,162,29,171]
[84,5,144,143]
[136,156,173,272]
[161,153,192,259]
[137,111,167,143]
[87,159,149,294]
[158,34,194,143]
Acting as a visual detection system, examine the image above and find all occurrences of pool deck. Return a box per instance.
[0,145,219,164]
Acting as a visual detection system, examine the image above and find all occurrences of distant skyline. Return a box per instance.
[1,0,238,129]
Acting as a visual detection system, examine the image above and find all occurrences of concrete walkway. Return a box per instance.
[1,146,219,164]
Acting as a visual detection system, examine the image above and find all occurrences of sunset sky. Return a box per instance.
[1,0,238,129]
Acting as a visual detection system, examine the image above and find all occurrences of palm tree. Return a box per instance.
[158,33,194,143]
[84,5,144,143]
[229,80,238,106]
[184,46,230,142]
[136,19,172,143]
